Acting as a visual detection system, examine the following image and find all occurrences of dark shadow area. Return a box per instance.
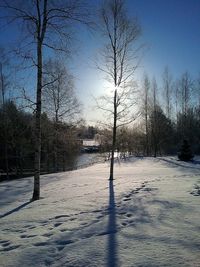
[157,157,200,169]
[0,201,31,219]
[107,180,118,267]
[191,158,200,165]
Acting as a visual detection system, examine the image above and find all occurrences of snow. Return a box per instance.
[82,140,99,147]
[0,157,200,267]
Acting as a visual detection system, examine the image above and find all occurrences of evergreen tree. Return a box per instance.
[178,139,193,161]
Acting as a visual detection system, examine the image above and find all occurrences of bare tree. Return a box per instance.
[43,59,81,123]
[196,74,200,108]
[97,0,141,180]
[43,59,81,172]
[162,67,173,120]
[151,77,158,157]
[141,73,150,156]
[178,72,193,138]
[179,72,193,116]
[1,0,90,200]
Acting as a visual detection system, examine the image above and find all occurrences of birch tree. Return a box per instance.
[141,73,150,156]
[0,50,9,179]
[43,59,81,172]
[151,77,158,157]
[178,72,193,139]
[97,0,141,180]
[1,0,90,200]
[162,67,173,120]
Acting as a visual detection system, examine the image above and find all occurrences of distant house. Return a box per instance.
[81,139,100,153]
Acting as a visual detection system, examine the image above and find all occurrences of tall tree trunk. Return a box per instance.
[32,40,42,201]
[145,111,149,156]
[109,7,117,181]
[0,63,9,179]
[54,123,59,172]
[32,0,48,201]
[109,89,117,180]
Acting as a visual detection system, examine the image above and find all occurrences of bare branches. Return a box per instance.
[98,0,141,91]
[1,0,92,200]
[42,59,81,123]
[1,0,92,57]
[96,0,142,179]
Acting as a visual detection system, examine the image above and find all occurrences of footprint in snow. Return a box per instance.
[123,197,131,202]
[28,225,36,229]
[20,234,37,239]
[60,228,68,232]
[69,217,76,221]
[56,240,73,246]
[54,222,62,227]
[0,240,11,247]
[57,245,65,251]
[34,241,48,247]
[55,240,74,251]
[1,244,21,252]
[80,222,88,226]
[54,215,70,220]
[43,232,53,237]
[14,229,25,233]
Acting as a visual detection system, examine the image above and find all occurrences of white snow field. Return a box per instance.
[0,157,200,267]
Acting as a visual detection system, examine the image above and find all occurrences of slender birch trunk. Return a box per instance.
[32,40,42,201]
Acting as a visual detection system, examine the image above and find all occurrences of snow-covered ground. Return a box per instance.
[0,157,200,267]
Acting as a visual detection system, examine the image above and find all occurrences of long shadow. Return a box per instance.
[157,157,200,169]
[0,201,31,219]
[107,180,118,267]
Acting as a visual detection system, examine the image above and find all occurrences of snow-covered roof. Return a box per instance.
[82,139,99,147]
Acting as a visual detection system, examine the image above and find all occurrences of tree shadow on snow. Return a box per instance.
[157,157,200,170]
[107,180,118,267]
[0,201,31,219]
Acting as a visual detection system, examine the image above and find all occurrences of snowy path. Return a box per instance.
[0,157,200,267]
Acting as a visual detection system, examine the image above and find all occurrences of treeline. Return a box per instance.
[1,57,199,179]
[0,56,98,180]
[0,101,82,179]
[1,68,199,180]
[0,97,101,180]
[98,70,200,157]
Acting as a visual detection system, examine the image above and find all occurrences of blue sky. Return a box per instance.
[0,0,200,124]
[129,0,200,78]
[73,0,200,123]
